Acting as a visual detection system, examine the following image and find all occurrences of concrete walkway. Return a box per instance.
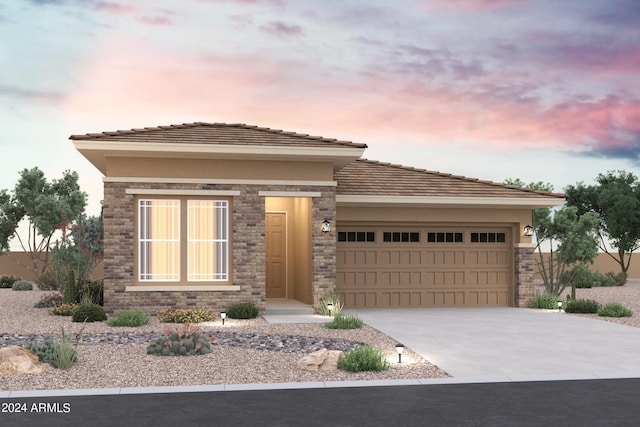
[345,307,640,380]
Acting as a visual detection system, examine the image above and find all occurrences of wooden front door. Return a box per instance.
[266,213,287,298]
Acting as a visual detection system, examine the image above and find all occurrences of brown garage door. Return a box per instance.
[336,226,513,308]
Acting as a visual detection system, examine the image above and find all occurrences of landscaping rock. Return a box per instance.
[0,345,50,374]
[297,348,344,371]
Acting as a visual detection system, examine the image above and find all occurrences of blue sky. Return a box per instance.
[1,0,639,218]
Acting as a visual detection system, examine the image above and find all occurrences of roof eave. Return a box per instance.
[336,195,566,209]
[73,141,366,174]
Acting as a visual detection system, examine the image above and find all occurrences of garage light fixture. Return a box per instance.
[220,311,226,325]
[395,343,405,363]
[322,219,331,233]
[523,225,534,237]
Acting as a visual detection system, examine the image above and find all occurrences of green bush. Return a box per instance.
[25,328,79,370]
[530,293,559,309]
[605,271,627,286]
[158,307,215,323]
[72,302,107,322]
[325,314,364,330]
[147,324,213,356]
[0,275,21,289]
[317,291,344,316]
[564,299,600,314]
[570,266,622,288]
[79,279,104,306]
[107,309,149,327]
[226,302,260,319]
[12,280,33,291]
[598,302,633,318]
[338,345,389,372]
[50,302,80,316]
[34,293,64,308]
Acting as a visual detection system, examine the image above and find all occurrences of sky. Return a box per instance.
[1,0,640,219]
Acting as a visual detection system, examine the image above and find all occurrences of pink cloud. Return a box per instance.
[62,39,640,162]
[136,15,173,26]
[417,0,526,12]
[93,1,136,15]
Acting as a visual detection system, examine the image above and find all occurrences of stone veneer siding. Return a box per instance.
[102,181,336,315]
[514,245,535,307]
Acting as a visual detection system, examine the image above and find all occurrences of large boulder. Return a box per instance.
[297,349,344,371]
[0,346,50,374]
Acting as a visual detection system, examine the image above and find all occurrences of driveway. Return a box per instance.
[345,308,640,380]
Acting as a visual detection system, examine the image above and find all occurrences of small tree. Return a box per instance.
[505,179,599,296]
[565,170,640,277]
[0,168,87,279]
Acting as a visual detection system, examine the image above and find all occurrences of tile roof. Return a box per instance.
[335,159,565,199]
[70,122,368,149]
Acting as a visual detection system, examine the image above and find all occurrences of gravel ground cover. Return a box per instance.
[571,278,640,327]
[0,290,448,391]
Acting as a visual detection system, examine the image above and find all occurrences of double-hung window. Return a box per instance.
[138,198,229,283]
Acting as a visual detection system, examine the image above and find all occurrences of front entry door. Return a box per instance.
[266,213,287,298]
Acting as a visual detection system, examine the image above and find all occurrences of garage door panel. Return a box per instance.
[337,226,512,308]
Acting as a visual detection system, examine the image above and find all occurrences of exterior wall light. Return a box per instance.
[523,225,534,237]
[395,343,405,363]
[220,311,226,325]
[321,219,331,233]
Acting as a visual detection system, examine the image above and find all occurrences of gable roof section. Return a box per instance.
[336,159,565,208]
[70,122,367,149]
[71,122,367,174]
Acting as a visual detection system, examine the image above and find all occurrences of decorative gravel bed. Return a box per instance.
[0,289,449,391]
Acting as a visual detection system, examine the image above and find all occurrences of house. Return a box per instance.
[72,122,564,314]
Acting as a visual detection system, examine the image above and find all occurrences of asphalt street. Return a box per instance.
[3,378,640,427]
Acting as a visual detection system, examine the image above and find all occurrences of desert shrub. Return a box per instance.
[564,299,600,314]
[50,302,80,316]
[338,345,389,372]
[530,293,558,309]
[158,307,215,323]
[36,270,59,291]
[34,293,64,308]
[79,279,104,306]
[598,302,633,318]
[107,309,149,327]
[0,275,21,289]
[325,314,364,330]
[24,328,80,370]
[72,302,107,322]
[147,324,213,356]
[605,271,627,287]
[317,291,343,316]
[226,302,260,319]
[11,280,33,291]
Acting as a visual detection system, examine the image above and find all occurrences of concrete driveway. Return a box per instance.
[345,308,640,381]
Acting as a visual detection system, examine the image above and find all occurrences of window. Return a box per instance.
[338,231,375,242]
[383,232,420,243]
[188,201,228,281]
[470,232,506,243]
[138,199,229,282]
[427,232,464,243]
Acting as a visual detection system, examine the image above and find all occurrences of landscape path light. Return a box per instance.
[220,311,226,325]
[396,343,405,363]
[557,301,563,313]
[327,303,334,315]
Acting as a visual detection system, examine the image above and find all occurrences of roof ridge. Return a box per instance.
[354,158,565,198]
[70,122,368,148]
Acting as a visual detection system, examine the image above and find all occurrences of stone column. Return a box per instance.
[311,188,337,310]
[515,244,535,307]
